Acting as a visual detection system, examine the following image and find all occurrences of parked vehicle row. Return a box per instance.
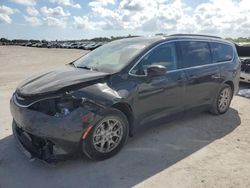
[1,40,105,51]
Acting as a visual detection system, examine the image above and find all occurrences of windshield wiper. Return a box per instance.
[76,65,92,70]
[76,65,100,72]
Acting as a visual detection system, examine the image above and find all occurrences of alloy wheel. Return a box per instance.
[218,87,232,112]
[92,118,123,153]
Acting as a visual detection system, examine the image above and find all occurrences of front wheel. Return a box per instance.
[82,109,129,160]
[210,84,233,115]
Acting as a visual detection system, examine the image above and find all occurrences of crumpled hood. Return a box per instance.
[16,65,110,96]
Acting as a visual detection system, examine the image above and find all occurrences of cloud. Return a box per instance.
[49,0,81,8]
[119,0,145,11]
[73,16,92,29]
[40,6,69,28]
[44,16,67,28]
[84,0,250,37]
[88,0,184,31]
[24,16,42,26]
[26,6,39,16]
[89,0,115,7]
[0,5,16,24]
[73,16,104,30]
[40,6,70,17]
[191,0,250,36]
[3,0,250,37]
[10,0,36,6]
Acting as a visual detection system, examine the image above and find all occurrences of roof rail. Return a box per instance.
[168,34,222,39]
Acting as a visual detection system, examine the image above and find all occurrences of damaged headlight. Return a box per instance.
[55,100,75,117]
[54,96,82,117]
[54,96,102,117]
[28,91,104,117]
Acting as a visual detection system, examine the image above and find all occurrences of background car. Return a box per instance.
[236,44,250,83]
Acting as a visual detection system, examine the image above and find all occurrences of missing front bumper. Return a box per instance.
[12,121,58,163]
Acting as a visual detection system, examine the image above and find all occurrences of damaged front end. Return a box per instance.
[10,91,105,163]
[13,121,57,163]
[240,57,250,83]
[236,45,250,83]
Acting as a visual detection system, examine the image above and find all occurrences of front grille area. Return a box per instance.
[14,92,48,107]
[14,92,31,106]
[13,92,59,116]
[28,99,57,116]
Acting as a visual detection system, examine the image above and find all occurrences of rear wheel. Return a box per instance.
[82,109,129,160]
[210,84,233,115]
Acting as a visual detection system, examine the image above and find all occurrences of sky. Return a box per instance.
[0,0,249,40]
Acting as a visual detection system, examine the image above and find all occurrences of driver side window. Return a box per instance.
[130,42,178,75]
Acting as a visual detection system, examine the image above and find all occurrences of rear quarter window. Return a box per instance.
[211,42,233,63]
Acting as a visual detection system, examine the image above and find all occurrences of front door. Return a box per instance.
[130,42,187,125]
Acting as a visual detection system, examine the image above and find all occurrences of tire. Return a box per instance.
[82,108,129,160]
[210,84,233,115]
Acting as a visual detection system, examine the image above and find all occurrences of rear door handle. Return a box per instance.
[189,75,197,79]
[211,74,221,79]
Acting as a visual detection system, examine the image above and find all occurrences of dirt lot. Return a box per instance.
[0,46,250,188]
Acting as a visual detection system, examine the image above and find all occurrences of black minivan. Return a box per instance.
[10,34,240,162]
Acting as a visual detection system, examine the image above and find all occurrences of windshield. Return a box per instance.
[73,38,153,73]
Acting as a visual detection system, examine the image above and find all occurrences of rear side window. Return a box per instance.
[179,41,212,68]
[211,42,233,62]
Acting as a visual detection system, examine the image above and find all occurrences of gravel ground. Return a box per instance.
[0,46,250,188]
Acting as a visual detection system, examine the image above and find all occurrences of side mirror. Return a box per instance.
[147,64,166,77]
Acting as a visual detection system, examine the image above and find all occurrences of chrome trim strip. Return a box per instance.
[128,39,235,77]
[13,94,60,108]
[167,60,233,74]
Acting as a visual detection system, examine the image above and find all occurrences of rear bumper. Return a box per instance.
[10,96,102,162]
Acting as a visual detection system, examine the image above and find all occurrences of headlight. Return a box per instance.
[54,98,81,117]
[29,94,101,117]
[56,100,74,116]
[54,96,103,117]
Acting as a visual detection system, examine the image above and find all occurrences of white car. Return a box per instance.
[240,57,250,83]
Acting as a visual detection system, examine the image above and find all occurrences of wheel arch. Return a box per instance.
[224,80,234,94]
[112,102,134,137]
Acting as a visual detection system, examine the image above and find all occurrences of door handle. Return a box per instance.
[189,75,197,79]
[211,74,221,79]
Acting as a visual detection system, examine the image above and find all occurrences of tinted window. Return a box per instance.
[236,45,250,57]
[211,42,233,62]
[131,42,177,75]
[179,41,212,68]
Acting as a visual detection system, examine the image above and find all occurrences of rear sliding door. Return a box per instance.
[177,41,221,109]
